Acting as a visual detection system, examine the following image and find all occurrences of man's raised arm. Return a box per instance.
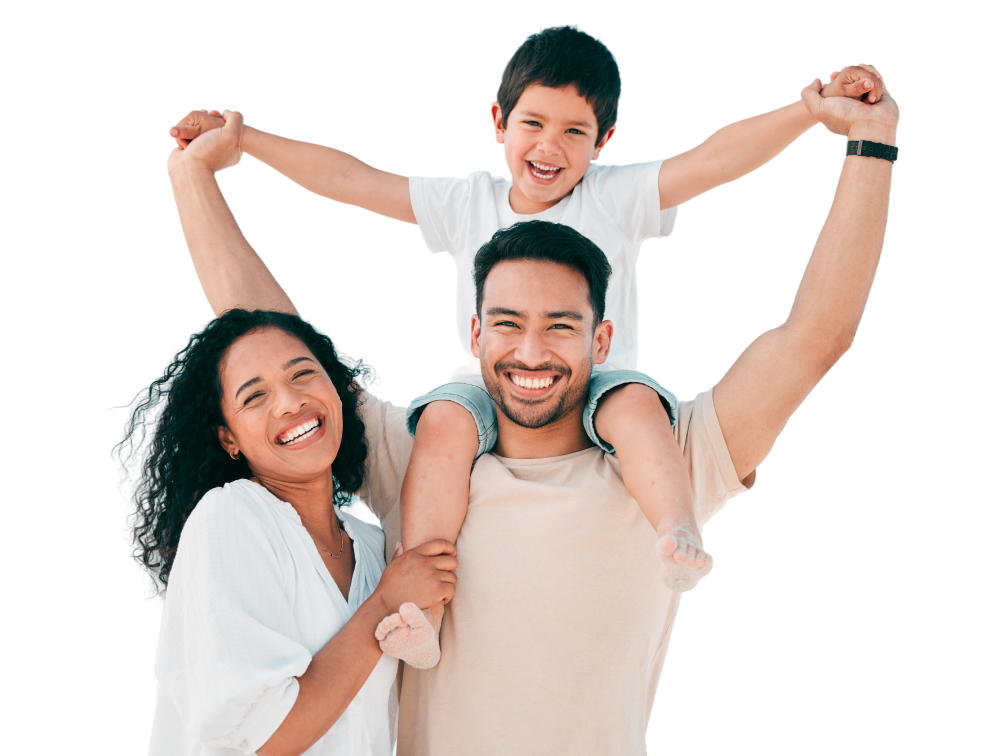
[712,74,899,482]
[168,110,298,318]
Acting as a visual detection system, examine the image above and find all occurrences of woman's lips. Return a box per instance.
[274,412,326,448]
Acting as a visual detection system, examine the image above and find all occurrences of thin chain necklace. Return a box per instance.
[316,514,345,560]
[250,476,345,559]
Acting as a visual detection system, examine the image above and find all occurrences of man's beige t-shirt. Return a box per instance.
[358,390,748,756]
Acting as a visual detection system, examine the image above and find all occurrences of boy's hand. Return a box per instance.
[820,65,885,104]
[802,74,898,142]
[170,109,227,150]
[167,110,245,178]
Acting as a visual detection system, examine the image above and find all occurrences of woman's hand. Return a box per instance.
[167,110,245,179]
[372,539,458,614]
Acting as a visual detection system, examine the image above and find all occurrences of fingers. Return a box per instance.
[415,539,457,557]
[801,78,824,116]
[431,554,459,572]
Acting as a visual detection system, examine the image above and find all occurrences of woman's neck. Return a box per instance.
[251,472,336,534]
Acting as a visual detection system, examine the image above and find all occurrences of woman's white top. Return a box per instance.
[149,479,398,756]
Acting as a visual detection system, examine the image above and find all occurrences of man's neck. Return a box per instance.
[491,404,595,460]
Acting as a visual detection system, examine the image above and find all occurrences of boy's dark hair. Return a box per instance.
[473,220,612,327]
[497,26,621,145]
[110,306,378,601]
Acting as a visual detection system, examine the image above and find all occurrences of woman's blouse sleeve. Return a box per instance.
[155,486,312,754]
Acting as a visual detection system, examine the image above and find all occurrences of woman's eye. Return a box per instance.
[243,392,264,406]
[293,370,316,381]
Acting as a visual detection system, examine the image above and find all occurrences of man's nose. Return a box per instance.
[513,328,551,365]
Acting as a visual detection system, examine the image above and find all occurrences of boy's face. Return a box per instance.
[493,84,614,214]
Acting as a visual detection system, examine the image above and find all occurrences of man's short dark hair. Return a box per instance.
[473,220,612,326]
[497,26,620,145]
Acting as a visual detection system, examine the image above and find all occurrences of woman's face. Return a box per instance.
[216,327,344,484]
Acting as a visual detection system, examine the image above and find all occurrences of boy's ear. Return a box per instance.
[471,315,483,358]
[491,103,505,144]
[592,126,616,160]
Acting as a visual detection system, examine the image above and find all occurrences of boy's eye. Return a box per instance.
[567,128,584,135]
[523,120,541,128]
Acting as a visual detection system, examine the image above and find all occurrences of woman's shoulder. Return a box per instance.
[183,480,286,545]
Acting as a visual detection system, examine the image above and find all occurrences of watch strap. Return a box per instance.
[846,140,898,162]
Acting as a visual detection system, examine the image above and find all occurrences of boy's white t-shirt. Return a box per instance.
[409,161,676,377]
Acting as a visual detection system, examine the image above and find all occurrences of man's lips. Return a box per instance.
[504,370,562,396]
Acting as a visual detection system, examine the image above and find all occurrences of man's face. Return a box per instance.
[492,84,614,212]
[472,260,612,429]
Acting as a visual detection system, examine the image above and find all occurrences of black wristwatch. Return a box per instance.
[846,140,898,163]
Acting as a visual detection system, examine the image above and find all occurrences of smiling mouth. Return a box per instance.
[277,416,323,446]
[506,371,561,393]
[527,160,562,180]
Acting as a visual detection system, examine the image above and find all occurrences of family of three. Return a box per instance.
[123,26,897,756]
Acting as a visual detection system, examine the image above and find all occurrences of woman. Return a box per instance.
[120,308,457,755]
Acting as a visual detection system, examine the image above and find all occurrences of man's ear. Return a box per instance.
[592,320,613,365]
[471,315,483,358]
[491,103,505,144]
[217,425,238,457]
[592,126,615,161]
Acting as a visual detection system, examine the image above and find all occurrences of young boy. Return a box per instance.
[172,27,883,669]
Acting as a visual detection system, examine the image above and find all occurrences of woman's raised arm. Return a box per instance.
[168,111,298,317]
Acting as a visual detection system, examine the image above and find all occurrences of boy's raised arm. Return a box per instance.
[711,78,898,482]
[168,111,299,317]
[171,109,416,224]
[657,65,886,210]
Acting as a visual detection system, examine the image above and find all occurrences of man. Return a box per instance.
[167,74,897,755]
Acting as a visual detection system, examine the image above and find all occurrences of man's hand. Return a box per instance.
[167,110,245,178]
[820,64,886,104]
[170,108,226,149]
[802,71,898,143]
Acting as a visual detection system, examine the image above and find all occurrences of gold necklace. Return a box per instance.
[316,515,345,560]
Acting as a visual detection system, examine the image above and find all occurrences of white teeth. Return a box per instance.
[529,162,561,180]
[279,416,321,445]
[512,374,555,389]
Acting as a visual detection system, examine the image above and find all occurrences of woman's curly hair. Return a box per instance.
[117,309,371,594]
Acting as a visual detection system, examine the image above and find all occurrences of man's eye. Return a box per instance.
[494,321,518,328]
[550,323,573,330]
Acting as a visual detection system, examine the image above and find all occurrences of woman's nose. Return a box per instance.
[272,383,307,416]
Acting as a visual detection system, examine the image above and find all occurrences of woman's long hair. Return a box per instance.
[117,309,371,594]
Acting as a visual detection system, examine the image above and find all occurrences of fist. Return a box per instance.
[802,66,898,142]
[167,110,245,177]
[821,64,886,104]
[170,109,226,150]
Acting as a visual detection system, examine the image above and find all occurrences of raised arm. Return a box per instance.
[171,109,415,223]
[168,111,299,317]
[657,65,886,210]
[712,74,898,482]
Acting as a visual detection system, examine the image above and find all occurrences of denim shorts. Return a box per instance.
[405,369,677,458]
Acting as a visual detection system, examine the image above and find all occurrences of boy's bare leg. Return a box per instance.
[594,384,712,591]
[375,400,478,667]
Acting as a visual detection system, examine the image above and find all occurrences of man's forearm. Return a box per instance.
[704,100,817,183]
[170,161,297,317]
[785,125,894,347]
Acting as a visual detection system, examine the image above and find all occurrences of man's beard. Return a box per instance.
[483,359,591,429]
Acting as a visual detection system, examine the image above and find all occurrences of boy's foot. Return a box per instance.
[656,526,712,591]
[375,602,442,669]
